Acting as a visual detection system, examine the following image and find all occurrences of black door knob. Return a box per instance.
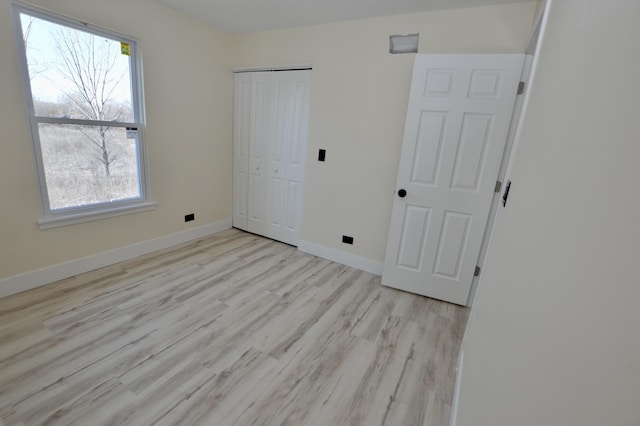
[398,189,407,198]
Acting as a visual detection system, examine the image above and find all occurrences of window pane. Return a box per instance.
[38,123,141,210]
[20,13,134,122]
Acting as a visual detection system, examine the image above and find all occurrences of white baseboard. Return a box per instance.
[297,240,383,276]
[0,219,232,299]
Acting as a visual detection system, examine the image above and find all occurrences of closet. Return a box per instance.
[232,69,311,246]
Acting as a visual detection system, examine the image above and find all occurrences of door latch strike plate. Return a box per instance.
[502,180,512,207]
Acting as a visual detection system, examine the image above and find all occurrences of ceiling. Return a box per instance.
[155,0,534,34]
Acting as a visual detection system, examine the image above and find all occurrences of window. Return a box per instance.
[13,3,154,228]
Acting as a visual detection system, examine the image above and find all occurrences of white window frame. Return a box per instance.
[12,2,155,229]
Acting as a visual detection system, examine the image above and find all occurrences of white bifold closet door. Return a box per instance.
[233,70,311,246]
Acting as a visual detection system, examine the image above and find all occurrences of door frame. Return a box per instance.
[450,1,553,424]
[466,54,535,306]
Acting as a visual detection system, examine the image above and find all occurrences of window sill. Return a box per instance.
[38,201,157,230]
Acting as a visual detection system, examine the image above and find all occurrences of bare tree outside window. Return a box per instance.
[18,10,144,212]
[49,27,131,176]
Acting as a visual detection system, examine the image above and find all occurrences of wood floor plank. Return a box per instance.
[0,229,468,426]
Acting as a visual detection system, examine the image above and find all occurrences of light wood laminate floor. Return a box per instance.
[0,229,468,426]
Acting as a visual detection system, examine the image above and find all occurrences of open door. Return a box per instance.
[382,54,524,305]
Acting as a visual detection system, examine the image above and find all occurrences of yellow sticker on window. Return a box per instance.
[120,42,130,56]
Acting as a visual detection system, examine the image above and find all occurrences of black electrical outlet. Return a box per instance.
[318,149,326,162]
[342,235,354,245]
[185,213,195,222]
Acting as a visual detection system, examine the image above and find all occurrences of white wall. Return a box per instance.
[0,1,538,291]
[0,0,233,281]
[453,1,640,425]
[231,3,537,263]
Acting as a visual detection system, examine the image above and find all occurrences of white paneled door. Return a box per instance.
[382,54,524,305]
[233,70,311,246]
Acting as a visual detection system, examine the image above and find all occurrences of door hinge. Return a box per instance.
[474,266,481,277]
[494,180,502,193]
[517,81,525,95]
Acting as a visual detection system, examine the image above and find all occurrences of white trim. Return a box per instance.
[297,240,383,275]
[0,219,232,299]
[232,64,313,73]
[38,201,158,229]
[12,0,142,44]
[34,117,138,127]
[449,350,464,426]
[526,0,547,55]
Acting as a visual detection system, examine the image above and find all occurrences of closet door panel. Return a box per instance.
[265,71,311,245]
[232,73,251,230]
[266,80,288,234]
[247,73,272,236]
